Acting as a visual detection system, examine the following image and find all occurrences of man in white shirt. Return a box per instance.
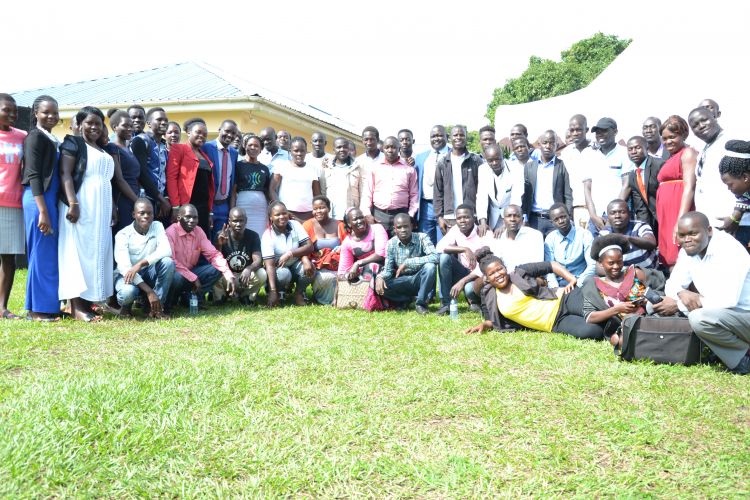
[559,114,597,229]
[356,125,384,168]
[304,131,333,193]
[476,144,523,235]
[113,199,175,319]
[688,107,747,229]
[654,212,750,375]
[482,204,544,273]
[583,117,632,237]
[257,127,291,172]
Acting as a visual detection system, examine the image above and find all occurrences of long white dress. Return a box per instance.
[58,144,114,301]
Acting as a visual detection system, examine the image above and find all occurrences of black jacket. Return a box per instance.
[58,135,88,206]
[625,156,664,236]
[22,128,58,196]
[480,262,560,331]
[433,151,484,218]
[521,157,573,217]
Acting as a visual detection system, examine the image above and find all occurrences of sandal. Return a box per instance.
[25,314,61,322]
[1,310,22,320]
[76,311,103,323]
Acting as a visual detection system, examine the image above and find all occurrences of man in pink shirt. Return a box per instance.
[165,204,237,311]
[436,204,485,314]
[360,136,418,233]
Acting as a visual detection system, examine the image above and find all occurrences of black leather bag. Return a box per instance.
[617,315,702,365]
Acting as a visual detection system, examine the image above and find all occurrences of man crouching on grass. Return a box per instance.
[113,198,175,319]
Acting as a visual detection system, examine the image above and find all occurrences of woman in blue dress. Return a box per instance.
[21,95,61,321]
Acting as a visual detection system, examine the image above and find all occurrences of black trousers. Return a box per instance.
[552,287,605,340]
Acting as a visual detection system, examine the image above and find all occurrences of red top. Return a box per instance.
[166,143,215,209]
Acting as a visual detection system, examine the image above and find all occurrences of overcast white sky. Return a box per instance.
[6,0,740,147]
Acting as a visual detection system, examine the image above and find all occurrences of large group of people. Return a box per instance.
[1,91,749,375]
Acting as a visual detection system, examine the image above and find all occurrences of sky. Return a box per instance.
[5,0,740,148]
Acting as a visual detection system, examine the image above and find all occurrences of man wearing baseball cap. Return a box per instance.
[582,117,632,236]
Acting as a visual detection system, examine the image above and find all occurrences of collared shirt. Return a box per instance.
[380,232,438,281]
[131,132,168,195]
[260,219,310,265]
[666,230,750,312]
[584,144,632,215]
[166,223,232,282]
[648,143,665,159]
[473,225,544,276]
[476,160,523,227]
[436,224,486,270]
[421,147,447,201]
[356,150,384,169]
[533,156,556,212]
[599,221,657,268]
[214,139,234,200]
[114,221,172,286]
[360,158,418,217]
[258,148,291,173]
[559,144,597,206]
[695,130,749,226]
[544,225,595,286]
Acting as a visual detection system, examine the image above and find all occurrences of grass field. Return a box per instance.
[1,271,749,497]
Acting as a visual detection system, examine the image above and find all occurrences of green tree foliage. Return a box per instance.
[485,33,631,124]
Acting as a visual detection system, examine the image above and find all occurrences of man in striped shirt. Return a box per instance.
[598,199,658,269]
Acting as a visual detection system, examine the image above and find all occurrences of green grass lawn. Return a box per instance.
[1,270,749,497]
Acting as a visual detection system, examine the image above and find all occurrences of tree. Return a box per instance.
[485,33,631,124]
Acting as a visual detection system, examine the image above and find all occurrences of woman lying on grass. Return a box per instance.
[465,247,604,339]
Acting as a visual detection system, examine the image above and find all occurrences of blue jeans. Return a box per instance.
[382,262,437,307]
[438,253,479,306]
[276,259,313,295]
[115,257,175,307]
[167,263,222,307]
[418,199,442,245]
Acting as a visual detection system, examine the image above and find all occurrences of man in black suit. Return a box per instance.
[620,136,664,237]
[521,130,573,237]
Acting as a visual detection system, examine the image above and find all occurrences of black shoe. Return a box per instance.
[435,305,450,316]
[415,304,429,315]
[469,302,482,313]
[730,355,750,375]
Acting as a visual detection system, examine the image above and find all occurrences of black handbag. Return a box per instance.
[617,315,702,365]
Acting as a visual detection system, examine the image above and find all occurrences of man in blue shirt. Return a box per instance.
[544,203,595,287]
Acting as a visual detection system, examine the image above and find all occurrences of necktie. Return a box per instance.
[697,147,707,178]
[221,149,229,197]
[635,167,647,200]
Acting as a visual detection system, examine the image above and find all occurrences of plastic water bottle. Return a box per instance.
[449,298,459,320]
[189,292,199,315]
[138,188,146,198]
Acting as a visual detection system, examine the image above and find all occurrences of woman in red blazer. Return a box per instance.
[166,118,215,236]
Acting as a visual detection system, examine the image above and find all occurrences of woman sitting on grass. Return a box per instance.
[261,201,316,307]
[302,195,345,305]
[581,234,651,346]
[337,207,388,282]
[465,247,604,339]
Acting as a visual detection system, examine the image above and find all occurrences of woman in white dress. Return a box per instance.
[58,106,114,322]
[270,137,320,222]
